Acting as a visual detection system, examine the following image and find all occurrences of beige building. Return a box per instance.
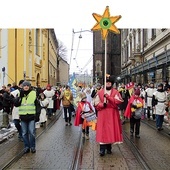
[58,57,69,85]
[0,29,69,88]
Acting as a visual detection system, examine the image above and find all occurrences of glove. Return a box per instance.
[132,104,137,109]
[104,94,109,98]
[103,103,107,108]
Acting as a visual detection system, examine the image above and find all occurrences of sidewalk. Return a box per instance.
[0,112,17,143]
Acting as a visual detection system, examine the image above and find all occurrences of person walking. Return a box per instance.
[145,82,157,121]
[60,85,73,126]
[118,83,130,124]
[94,75,124,156]
[91,83,102,117]
[43,84,55,119]
[124,88,144,138]
[74,92,94,140]
[10,79,24,141]
[37,93,49,127]
[152,83,167,131]
[1,86,13,128]
[13,81,37,154]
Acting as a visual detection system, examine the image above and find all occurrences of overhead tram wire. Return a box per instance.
[69,29,82,72]
[81,55,93,71]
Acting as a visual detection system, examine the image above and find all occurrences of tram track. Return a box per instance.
[2,115,170,170]
[69,129,83,170]
[1,110,62,170]
[122,119,170,170]
[123,130,151,170]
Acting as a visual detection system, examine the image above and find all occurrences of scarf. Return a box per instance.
[64,89,71,101]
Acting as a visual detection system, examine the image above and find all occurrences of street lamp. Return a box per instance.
[69,29,92,73]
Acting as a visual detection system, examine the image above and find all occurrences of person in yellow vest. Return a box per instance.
[13,81,37,154]
[60,85,73,126]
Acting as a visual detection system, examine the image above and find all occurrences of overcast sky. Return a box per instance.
[0,0,169,74]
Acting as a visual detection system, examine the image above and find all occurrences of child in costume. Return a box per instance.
[74,92,95,140]
[124,88,143,138]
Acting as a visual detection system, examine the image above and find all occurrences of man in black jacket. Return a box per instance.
[1,86,13,128]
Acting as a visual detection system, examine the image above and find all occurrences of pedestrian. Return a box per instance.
[37,93,49,127]
[1,86,13,128]
[10,79,24,141]
[94,74,124,156]
[163,79,170,91]
[91,83,102,117]
[145,82,157,121]
[165,85,170,134]
[152,83,167,131]
[118,83,130,124]
[141,84,149,118]
[43,84,55,119]
[13,81,37,154]
[124,88,144,138]
[60,85,73,126]
[53,87,61,112]
[84,87,95,113]
[74,92,94,140]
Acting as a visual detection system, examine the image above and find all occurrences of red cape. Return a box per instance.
[74,101,93,126]
[124,95,143,118]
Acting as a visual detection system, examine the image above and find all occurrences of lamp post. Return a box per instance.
[69,29,92,74]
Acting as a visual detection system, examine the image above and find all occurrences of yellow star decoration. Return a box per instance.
[91,6,121,40]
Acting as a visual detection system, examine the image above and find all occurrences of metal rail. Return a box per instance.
[1,111,62,170]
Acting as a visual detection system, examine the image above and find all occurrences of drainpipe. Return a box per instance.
[15,29,17,83]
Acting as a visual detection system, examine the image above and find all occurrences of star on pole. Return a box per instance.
[91,6,121,40]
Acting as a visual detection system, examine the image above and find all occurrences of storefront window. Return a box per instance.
[148,71,155,83]
[155,69,162,83]
[166,66,170,81]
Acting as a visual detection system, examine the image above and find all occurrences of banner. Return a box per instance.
[125,82,134,96]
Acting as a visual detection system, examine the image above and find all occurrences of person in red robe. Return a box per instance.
[74,92,94,140]
[124,88,144,138]
[94,75,124,156]
[53,88,61,112]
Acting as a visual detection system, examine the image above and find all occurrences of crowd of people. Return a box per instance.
[0,81,63,153]
[1,77,170,156]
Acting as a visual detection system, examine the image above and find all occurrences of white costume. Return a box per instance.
[11,89,20,120]
[153,91,167,115]
[39,99,49,123]
[145,87,157,107]
[43,89,55,109]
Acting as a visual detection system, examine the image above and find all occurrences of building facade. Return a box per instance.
[121,29,170,85]
[0,28,69,88]
[93,31,121,85]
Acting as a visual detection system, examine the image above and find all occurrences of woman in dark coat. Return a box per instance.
[118,83,130,124]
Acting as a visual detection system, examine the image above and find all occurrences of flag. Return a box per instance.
[68,72,77,99]
[125,82,134,96]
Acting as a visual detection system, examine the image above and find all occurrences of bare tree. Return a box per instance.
[57,39,68,62]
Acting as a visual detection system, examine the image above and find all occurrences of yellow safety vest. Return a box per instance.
[19,91,36,115]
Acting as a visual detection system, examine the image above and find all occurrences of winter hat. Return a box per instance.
[134,88,140,96]
[157,83,163,88]
[46,84,51,88]
[19,80,24,86]
[22,81,31,87]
